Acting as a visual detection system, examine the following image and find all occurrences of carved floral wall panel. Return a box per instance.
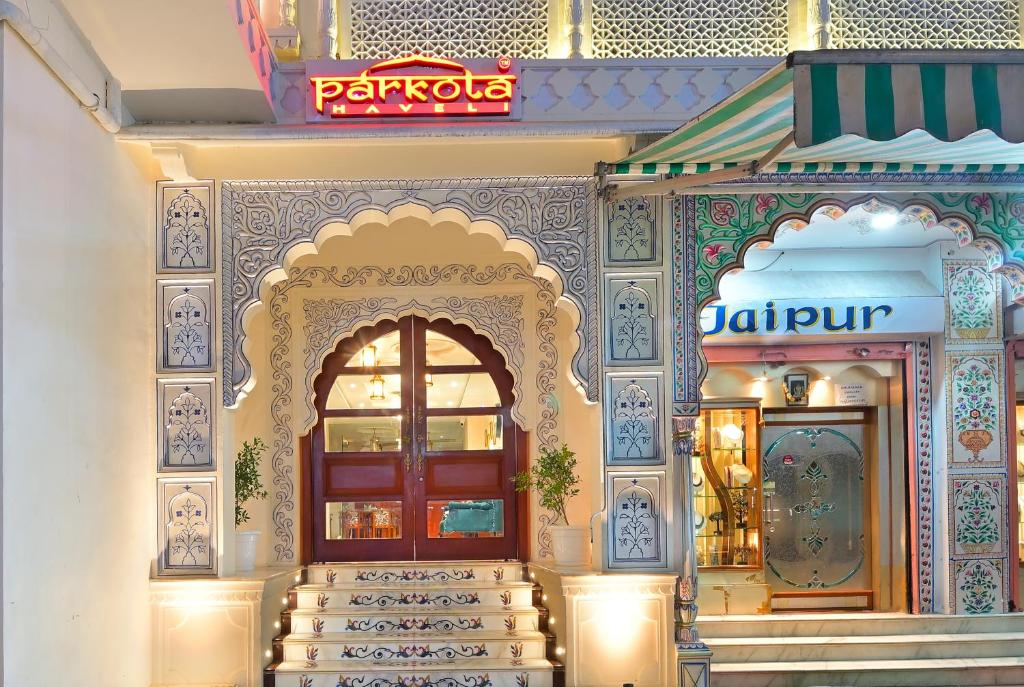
[606,275,660,365]
[606,374,662,464]
[609,474,664,567]
[944,260,1002,345]
[158,478,217,576]
[158,280,215,373]
[950,477,1006,558]
[606,196,659,265]
[945,352,1006,465]
[158,181,214,273]
[158,379,215,471]
[953,558,1007,614]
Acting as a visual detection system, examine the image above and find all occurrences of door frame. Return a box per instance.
[298,315,531,563]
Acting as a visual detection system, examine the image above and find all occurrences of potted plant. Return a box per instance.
[235,437,269,572]
[514,443,587,568]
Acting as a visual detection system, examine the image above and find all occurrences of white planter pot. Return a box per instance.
[235,530,260,572]
[550,525,590,569]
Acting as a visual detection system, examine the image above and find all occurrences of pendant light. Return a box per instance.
[369,373,386,401]
[361,344,377,368]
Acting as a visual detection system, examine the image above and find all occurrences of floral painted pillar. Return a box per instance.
[672,416,711,687]
[942,258,1012,614]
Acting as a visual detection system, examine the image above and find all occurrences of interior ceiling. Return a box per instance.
[58,0,273,122]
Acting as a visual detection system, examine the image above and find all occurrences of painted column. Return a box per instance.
[672,415,711,687]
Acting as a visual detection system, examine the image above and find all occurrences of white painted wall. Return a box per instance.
[1,26,153,686]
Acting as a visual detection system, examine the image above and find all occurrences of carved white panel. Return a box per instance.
[159,280,215,372]
[606,275,660,365]
[349,0,548,58]
[606,196,659,265]
[158,379,215,472]
[592,0,789,57]
[830,0,1020,49]
[157,181,214,273]
[158,478,217,576]
[606,373,662,464]
[609,474,665,568]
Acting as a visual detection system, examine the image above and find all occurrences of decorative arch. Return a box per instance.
[221,177,599,406]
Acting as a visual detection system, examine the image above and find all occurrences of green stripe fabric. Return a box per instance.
[919,64,949,140]
[972,64,1002,136]
[864,64,897,141]
[809,63,841,145]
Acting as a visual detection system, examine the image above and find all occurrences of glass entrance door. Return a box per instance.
[762,414,871,605]
[310,316,521,562]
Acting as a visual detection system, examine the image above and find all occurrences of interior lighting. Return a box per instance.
[556,647,565,656]
[265,650,273,658]
[370,374,386,401]
[720,423,745,443]
[870,211,899,230]
[361,344,377,367]
[425,372,433,387]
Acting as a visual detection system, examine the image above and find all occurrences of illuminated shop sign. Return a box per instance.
[701,298,944,338]
[307,55,519,121]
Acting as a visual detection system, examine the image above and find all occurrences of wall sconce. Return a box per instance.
[369,373,386,401]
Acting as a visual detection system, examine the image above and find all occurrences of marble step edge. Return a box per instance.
[307,561,518,568]
[289,606,542,616]
[272,658,555,672]
[298,581,536,591]
[705,631,1024,646]
[711,656,1024,673]
[282,631,549,644]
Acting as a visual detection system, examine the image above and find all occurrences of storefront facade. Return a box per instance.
[7,2,1024,687]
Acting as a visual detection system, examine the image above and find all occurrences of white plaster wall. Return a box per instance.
[1,27,153,686]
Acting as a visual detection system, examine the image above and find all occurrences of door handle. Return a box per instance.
[403,455,412,472]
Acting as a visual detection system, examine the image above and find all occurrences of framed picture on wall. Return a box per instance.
[783,373,810,406]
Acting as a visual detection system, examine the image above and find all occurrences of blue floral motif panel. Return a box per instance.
[954,558,1006,614]
[158,477,217,576]
[609,475,664,567]
[157,379,215,472]
[606,275,660,365]
[606,374,662,464]
[157,181,214,273]
[158,280,215,372]
[606,196,659,265]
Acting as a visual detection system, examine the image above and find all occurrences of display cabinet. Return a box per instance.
[693,399,762,569]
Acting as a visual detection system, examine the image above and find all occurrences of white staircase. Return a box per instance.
[700,612,1024,687]
[267,561,561,687]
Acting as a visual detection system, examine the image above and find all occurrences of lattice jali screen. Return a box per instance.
[829,0,1021,49]
[349,0,549,58]
[591,0,789,58]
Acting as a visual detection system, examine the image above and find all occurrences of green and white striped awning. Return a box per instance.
[614,50,1024,175]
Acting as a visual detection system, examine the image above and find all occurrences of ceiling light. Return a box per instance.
[369,374,386,401]
[360,344,377,367]
[870,211,899,230]
[449,380,459,388]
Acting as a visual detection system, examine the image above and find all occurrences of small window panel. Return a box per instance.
[426,415,502,451]
[428,499,504,538]
[327,501,402,539]
[427,373,500,408]
[325,416,402,452]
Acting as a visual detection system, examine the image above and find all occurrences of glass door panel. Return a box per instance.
[762,422,869,593]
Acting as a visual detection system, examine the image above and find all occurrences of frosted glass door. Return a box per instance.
[762,424,868,592]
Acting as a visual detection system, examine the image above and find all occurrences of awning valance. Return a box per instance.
[612,50,1024,196]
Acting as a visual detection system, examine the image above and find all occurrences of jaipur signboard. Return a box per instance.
[306,55,521,122]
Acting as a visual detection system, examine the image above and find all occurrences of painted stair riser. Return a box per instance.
[707,637,1024,663]
[274,671,552,687]
[698,616,1024,639]
[288,612,543,635]
[709,665,1024,687]
[306,564,525,586]
[295,588,534,610]
[284,639,548,663]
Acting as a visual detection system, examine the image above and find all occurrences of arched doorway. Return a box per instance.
[309,315,525,562]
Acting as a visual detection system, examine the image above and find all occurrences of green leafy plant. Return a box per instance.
[513,443,580,526]
[235,437,269,528]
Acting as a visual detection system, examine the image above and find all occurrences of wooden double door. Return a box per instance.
[310,316,523,562]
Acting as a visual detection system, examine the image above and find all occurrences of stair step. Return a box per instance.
[294,585,534,610]
[289,609,542,635]
[271,658,553,687]
[306,562,524,586]
[282,632,548,662]
[709,656,1024,687]
[697,612,1024,638]
[706,632,1024,662]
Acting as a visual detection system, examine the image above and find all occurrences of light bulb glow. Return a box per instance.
[369,374,386,401]
[360,344,377,367]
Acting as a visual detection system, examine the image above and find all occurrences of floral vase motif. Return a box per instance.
[958,429,993,462]
[963,542,995,554]
[956,326,991,339]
